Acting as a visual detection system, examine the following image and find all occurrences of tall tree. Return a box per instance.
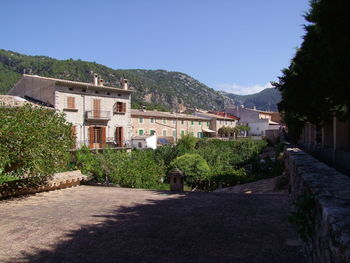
[273,0,350,141]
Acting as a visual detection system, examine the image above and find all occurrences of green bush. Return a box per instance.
[76,148,165,189]
[170,154,211,189]
[154,144,179,168]
[176,134,198,155]
[0,105,74,180]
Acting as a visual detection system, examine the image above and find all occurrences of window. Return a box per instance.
[172,130,176,137]
[181,130,185,137]
[162,130,167,136]
[181,120,185,125]
[150,130,156,135]
[139,117,144,124]
[191,121,194,125]
[207,122,210,127]
[138,129,144,135]
[93,127,102,143]
[138,142,142,148]
[88,126,106,149]
[197,132,203,138]
[150,118,155,123]
[114,102,126,113]
[198,121,202,125]
[67,96,76,109]
[225,120,228,125]
[173,119,176,124]
[163,119,167,124]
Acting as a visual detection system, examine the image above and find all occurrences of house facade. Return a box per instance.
[192,110,239,137]
[131,109,213,140]
[225,106,279,136]
[8,74,132,149]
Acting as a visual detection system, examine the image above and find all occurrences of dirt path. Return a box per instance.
[215,176,288,194]
[0,186,306,263]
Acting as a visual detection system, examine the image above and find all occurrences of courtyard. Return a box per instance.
[0,185,306,263]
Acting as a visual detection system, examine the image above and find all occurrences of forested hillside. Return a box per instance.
[0,49,236,111]
[222,88,281,111]
[0,49,280,111]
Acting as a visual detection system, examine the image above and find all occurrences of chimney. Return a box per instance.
[99,79,104,86]
[241,104,244,108]
[253,106,256,110]
[120,78,128,90]
[142,105,146,112]
[93,74,99,85]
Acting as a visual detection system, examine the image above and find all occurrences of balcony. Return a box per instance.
[85,110,111,121]
[73,138,131,150]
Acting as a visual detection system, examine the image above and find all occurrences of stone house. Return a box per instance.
[225,106,279,136]
[192,110,239,137]
[8,74,132,149]
[131,109,213,141]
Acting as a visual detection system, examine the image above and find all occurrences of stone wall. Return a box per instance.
[0,170,88,199]
[284,146,350,263]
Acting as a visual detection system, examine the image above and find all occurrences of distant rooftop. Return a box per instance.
[131,109,211,120]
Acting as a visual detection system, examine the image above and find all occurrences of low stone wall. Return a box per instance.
[285,146,350,263]
[0,170,89,199]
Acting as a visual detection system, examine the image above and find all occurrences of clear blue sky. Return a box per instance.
[1,0,309,95]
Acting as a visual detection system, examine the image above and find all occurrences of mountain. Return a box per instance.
[221,88,281,112]
[0,49,279,111]
[0,49,236,111]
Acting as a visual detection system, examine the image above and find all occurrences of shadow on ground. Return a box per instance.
[12,190,306,263]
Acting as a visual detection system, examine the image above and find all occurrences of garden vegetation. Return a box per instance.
[0,104,74,184]
[76,135,268,191]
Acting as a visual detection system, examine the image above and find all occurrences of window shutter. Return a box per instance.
[89,126,94,149]
[101,127,106,148]
[120,127,124,146]
[122,102,126,113]
[71,125,77,148]
[67,97,75,109]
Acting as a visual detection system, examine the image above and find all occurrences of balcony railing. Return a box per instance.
[85,110,111,120]
[73,138,131,150]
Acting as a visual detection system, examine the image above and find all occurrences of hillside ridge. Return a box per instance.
[0,49,279,111]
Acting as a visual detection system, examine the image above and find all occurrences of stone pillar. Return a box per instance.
[168,168,184,192]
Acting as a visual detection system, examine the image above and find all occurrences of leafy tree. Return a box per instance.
[0,104,74,179]
[176,134,198,155]
[170,154,211,189]
[273,0,350,141]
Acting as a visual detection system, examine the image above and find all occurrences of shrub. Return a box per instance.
[0,105,74,180]
[170,154,210,189]
[76,148,165,189]
[154,144,179,168]
[176,134,198,155]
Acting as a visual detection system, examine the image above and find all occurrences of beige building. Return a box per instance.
[131,109,213,140]
[8,74,132,149]
[192,111,239,136]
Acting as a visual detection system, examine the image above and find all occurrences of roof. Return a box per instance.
[131,109,211,120]
[0,95,52,109]
[194,111,238,121]
[132,135,149,140]
[22,74,133,93]
[202,128,216,133]
[207,111,240,120]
